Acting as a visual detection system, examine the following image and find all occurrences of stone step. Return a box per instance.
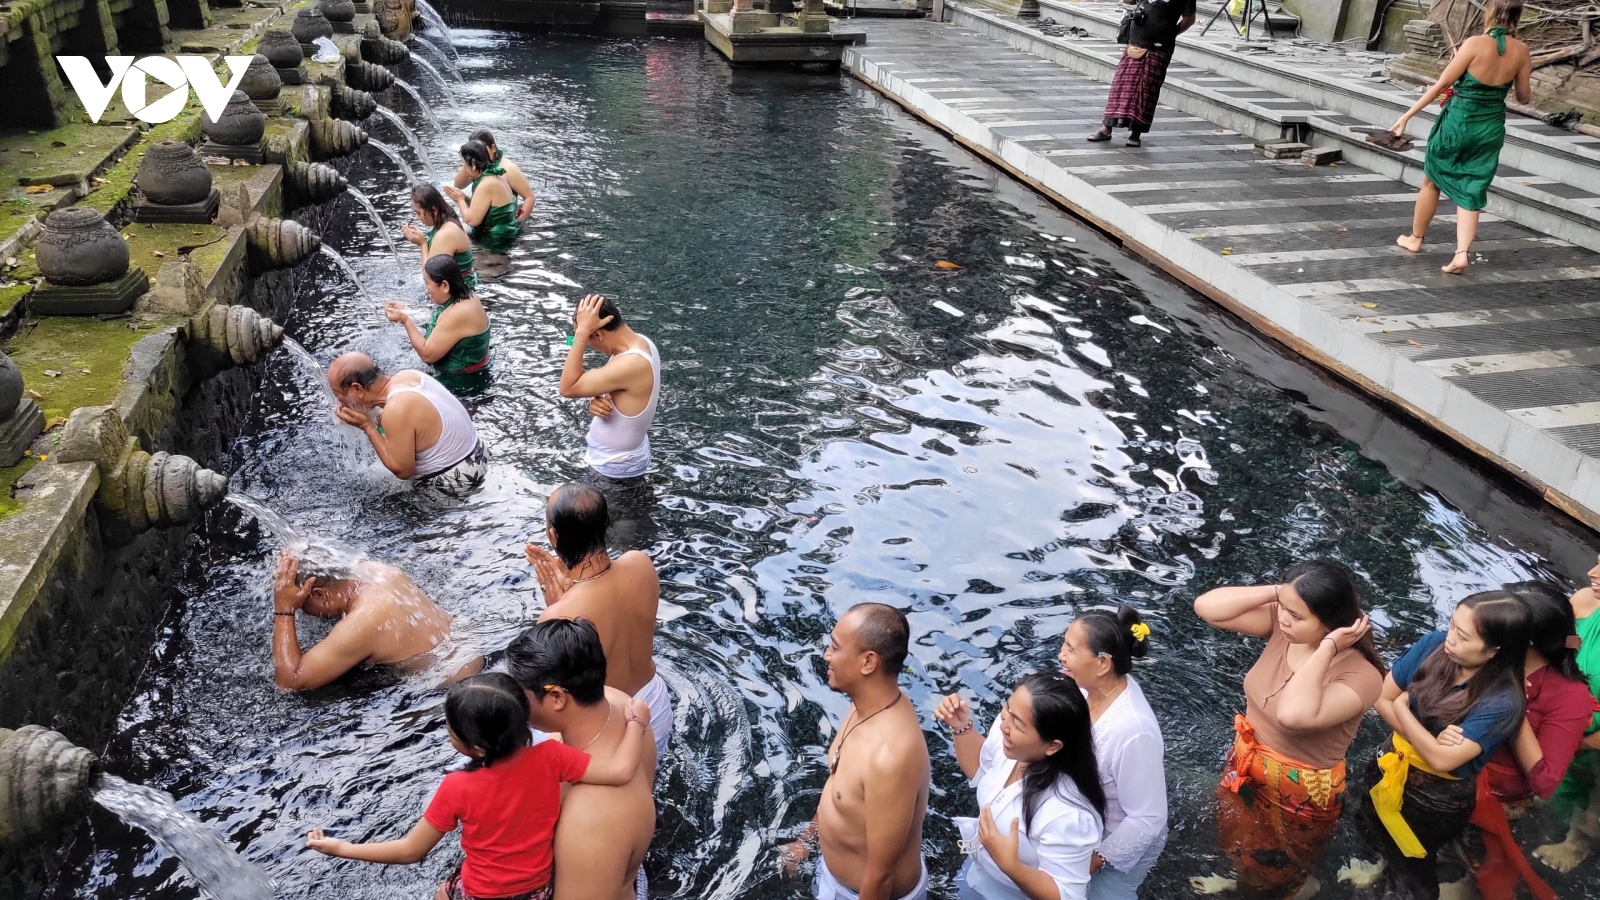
[947,1,1600,256]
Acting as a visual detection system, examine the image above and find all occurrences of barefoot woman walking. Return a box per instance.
[1391,0,1531,274]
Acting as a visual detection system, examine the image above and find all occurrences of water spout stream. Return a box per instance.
[392,79,445,135]
[345,187,404,281]
[372,105,439,183]
[367,138,423,190]
[93,775,275,900]
[411,36,462,80]
[409,57,459,110]
[318,245,376,310]
[279,337,337,409]
[414,0,458,57]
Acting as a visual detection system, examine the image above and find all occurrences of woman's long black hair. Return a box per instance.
[1409,591,1529,736]
[445,672,531,770]
[424,254,472,302]
[1017,671,1106,836]
[412,183,460,230]
[460,140,493,173]
[1505,581,1583,682]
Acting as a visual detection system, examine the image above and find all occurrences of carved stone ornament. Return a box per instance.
[36,207,129,286]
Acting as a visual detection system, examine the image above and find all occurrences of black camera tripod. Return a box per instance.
[1199,0,1276,41]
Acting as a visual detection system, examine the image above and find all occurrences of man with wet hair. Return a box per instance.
[452,128,535,220]
[524,482,671,756]
[270,550,453,690]
[506,619,656,900]
[560,294,661,486]
[326,352,486,494]
[782,602,930,900]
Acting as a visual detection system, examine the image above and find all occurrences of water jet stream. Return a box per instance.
[318,245,376,310]
[409,56,460,110]
[345,186,404,280]
[367,138,423,189]
[93,775,275,900]
[411,36,462,80]
[413,0,458,57]
[392,78,445,135]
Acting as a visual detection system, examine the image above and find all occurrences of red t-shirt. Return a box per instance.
[1486,665,1596,801]
[424,740,591,897]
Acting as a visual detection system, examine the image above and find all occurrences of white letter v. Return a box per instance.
[59,57,134,124]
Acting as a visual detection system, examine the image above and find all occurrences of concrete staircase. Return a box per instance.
[944,0,1600,254]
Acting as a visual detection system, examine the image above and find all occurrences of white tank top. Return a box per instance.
[388,372,479,477]
[584,337,660,479]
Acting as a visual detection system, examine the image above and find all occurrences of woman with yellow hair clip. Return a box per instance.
[1191,559,1386,898]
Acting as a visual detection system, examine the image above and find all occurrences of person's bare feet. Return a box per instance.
[1442,249,1471,274]
[1396,233,1424,253]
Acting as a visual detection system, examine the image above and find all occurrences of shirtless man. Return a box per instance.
[525,482,670,756]
[560,295,661,483]
[783,603,930,900]
[326,352,486,494]
[507,619,656,900]
[270,551,452,690]
[452,128,535,220]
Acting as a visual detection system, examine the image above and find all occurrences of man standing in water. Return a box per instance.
[326,352,486,494]
[453,128,535,221]
[783,603,930,900]
[525,482,671,756]
[561,295,660,479]
[507,619,657,900]
[270,551,453,690]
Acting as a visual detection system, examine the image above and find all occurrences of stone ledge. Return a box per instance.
[0,461,97,662]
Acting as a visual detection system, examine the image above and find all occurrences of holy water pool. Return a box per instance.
[51,33,1599,900]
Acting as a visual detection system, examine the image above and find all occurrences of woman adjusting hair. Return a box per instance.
[1192,559,1384,899]
[444,139,521,255]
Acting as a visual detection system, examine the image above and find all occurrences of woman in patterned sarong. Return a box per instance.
[1090,0,1195,148]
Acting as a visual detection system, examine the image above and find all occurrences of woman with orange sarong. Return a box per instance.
[1192,559,1385,899]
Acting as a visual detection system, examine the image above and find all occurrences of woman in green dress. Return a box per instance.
[384,254,492,395]
[443,140,521,255]
[401,184,477,291]
[1534,551,1600,874]
[1390,0,1530,274]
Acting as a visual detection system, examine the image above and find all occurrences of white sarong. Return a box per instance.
[635,671,673,759]
[814,857,928,900]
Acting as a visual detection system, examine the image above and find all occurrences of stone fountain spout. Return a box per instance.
[0,726,99,846]
[191,303,286,368]
[309,118,369,160]
[245,217,323,272]
[285,161,349,207]
[55,407,231,532]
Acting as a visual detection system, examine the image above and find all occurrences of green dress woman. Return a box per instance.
[404,184,477,291]
[1391,0,1531,274]
[1536,554,1600,873]
[385,254,492,395]
[444,140,521,256]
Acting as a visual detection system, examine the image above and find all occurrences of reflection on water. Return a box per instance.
[51,33,1597,900]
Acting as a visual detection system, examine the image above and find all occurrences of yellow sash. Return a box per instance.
[1368,733,1459,858]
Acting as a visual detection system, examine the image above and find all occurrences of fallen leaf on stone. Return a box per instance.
[1337,226,1348,232]
[37,455,47,461]
[1407,339,1423,347]
[1194,235,1205,241]
[934,260,962,270]
[24,184,51,194]
[233,159,250,166]
[26,389,42,400]
[1362,302,1377,308]
[152,250,165,258]
[4,257,16,267]
[45,416,66,430]
[79,367,92,374]
[42,369,60,377]
[51,141,66,148]
[77,151,85,156]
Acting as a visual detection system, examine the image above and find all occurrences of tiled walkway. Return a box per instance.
[844,17,1600,526]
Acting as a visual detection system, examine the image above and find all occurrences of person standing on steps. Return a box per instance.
[327,352,487,495]
[1089,0,1196,148]
[1191,559,1385,900]
[385,255,491,396]
[403,184,477,291]
[1535,554,1600,876]
[453,128,535,222]
[525,482,671,758]
[445,140,521,255]
[1390,0,1531,274]
[780,603,930,900]
[1054,605,1167,900]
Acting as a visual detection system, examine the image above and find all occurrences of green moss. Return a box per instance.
[120,222,229,273]
[2,317,148,421]
[184,229,242,275]
[0,283,30,319]
[0,456,39,519]
[0,125,139,186]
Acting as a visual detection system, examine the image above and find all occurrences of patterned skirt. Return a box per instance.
[1214,721,1346,898]
[1101,47,1174,133]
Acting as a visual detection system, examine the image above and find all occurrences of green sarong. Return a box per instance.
[425,225,477,291]
[1551,603,1600,822]
[424,298,491,395]
[1422,28,1513,213]
[468,167,521,254]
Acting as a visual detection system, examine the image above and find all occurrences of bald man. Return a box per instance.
[326,352,486,494]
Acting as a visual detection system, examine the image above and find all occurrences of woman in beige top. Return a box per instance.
[1192,558,1385,900]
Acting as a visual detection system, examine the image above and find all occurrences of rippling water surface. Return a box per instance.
[54,33,1599,899]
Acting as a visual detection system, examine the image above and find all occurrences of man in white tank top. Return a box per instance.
[328,352,485,493]
[559,294,660,481]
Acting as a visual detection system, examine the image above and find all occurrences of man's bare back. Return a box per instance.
[553,686,657,900]
[348,562,452,663]
[818,696,930,899]
[536,551,659,696]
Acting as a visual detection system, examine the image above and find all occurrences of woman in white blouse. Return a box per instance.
[934,672,1107,900]
[1057,604,1168,900]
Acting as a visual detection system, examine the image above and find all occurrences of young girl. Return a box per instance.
[307,672,649,900]
[1357,591,1530,898]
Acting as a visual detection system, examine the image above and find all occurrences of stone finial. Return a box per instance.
[292,7,335,51]
[136,141,213,205]
[319,0,356,25]
[0,353,43,467]
[192,303,285,366]
[344,58,395,93]
[36,208,129,287]
[376,0,405,36]
[239,55,283,109]
[245,217,322,271]
[201,91,266,149]
[0,726,99,846]
[259,28,305,68]
[285,161,349,206]
[143,451,228,526]
[330,84,377,122]
[308,118,369,160]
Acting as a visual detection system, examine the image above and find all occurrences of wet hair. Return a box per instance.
[294,545,361,584]
[1017,671,1106,836]
[1505,581,1583,682]
[505,618,608,706]
[1283,558,1386,674]
[848,602,909,675]
[333,358,383,391]
[583,296,624,332]
[1409,591,1529,735]
[460,140,493,172]
[1485,0,1522,34]
[445,672,532,770]
[1074,604,1150,676]
[424,254,472,301]
[547,483,609,569]
[411,183,459,229]
[468,128,497,152]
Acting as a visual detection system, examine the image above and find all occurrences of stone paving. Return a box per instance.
[844,16,1600,527]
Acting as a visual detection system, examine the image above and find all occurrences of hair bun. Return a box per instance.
[1116,603,1151,659]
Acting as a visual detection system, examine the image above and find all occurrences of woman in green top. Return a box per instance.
[402,184,477,291]
[443,140,521,255]
[1535,552,1600,874]
[383,254,491,395]
[1390,0,1530,274]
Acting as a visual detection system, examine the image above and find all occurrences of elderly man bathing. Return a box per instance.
[326,352,486,495]
[526,482,671,757]
[783,603,930,900]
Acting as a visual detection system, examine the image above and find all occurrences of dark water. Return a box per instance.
[51,33,1600,900]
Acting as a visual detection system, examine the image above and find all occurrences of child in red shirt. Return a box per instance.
[307,672,648,900]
